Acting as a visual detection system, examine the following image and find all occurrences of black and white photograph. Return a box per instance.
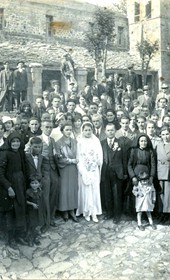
[0,0,170,279]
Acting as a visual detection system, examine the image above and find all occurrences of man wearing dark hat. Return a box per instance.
[137,85,155,114]
[0,61,13,112]
[13,61,28,109]
[124,64,138,91]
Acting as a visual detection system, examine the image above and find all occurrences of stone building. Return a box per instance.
[127,0,170,93]
[0,0,129,102]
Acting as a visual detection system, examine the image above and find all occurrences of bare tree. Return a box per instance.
[136,39,159,86]
[84,7,115,81]
[111,0,127,16]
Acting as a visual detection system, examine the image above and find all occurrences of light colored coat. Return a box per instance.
[156,141,170,180]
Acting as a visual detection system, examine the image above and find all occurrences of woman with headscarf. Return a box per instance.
[76,122,103,223]
[0,132,27,248]
[127,133,156,220]
[128,133,156,186]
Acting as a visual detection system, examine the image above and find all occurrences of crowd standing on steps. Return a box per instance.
[0,60,170,249]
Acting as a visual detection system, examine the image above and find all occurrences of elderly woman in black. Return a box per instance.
[0,132,27,248]
[128,133,156,228]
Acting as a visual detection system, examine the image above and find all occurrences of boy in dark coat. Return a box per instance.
[26,176,45,246]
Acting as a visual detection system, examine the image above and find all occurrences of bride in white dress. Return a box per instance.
[76,122,103,222]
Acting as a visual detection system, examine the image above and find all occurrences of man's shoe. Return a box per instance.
[104,215,112,220]
[41,225,49,234]
[8,239,18,250]
[28,240,34,247]
[16,237,28,246]
[50,221,57,227]
[34,238,41,245]
[113,216,121,224]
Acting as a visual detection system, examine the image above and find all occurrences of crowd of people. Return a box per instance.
[0,61,170,250]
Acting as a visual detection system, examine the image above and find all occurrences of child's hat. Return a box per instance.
[137,171,149,181]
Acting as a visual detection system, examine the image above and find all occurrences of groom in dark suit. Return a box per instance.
[101,123,125,223]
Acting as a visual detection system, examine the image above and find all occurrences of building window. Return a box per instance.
[0,8,4,30]
[118,26,125,47]
[145,0,151,18]
[46,15,53,37]
[134,1,140,22]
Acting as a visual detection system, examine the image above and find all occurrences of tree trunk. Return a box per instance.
[141,56,145,87]
[101,44,107,78]
[94,66,98,81]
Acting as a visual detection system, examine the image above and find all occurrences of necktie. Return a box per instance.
[96,129,99,137]
[123,131,127,137]
[109,139,112,148]
[32,155,38,169]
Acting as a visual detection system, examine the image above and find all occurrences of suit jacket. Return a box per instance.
[13,68,28,92]
[115,129,135,174]
[137,95,154,112]
[94,126,106,142]
[42,99,51,109]
[32,106,46,120]
[101,138,124,181]
[124,71,138,91]
[25,134,60,175]
[25,153,47,182]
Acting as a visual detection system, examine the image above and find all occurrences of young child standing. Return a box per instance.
[26,176,44,246]
[25,136,47,234]
[132,171,156,231]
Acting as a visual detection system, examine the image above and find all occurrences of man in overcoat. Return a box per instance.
[0,61,13,111]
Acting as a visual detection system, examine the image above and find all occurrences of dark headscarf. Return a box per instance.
[0,131,24,151]
[131,133,153,150]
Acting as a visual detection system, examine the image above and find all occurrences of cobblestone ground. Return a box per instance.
[0,215,170,280]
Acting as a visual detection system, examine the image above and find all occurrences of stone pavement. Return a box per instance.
[0,215,170,280]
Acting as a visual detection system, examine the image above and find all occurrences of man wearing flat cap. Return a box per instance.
[124,64,138,91]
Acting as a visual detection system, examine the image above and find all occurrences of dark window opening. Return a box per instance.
[118,26,125,47]
[134,1,140,22]
[0,8,4,30]
[145,0,151,18]
[46,15,53,37]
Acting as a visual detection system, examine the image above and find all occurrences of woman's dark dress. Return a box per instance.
[0,149,26,229]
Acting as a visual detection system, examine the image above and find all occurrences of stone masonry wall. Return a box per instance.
[0,0,128,49]
[127,0,170,87]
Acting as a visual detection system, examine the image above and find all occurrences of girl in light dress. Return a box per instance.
[132,171,156,231]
